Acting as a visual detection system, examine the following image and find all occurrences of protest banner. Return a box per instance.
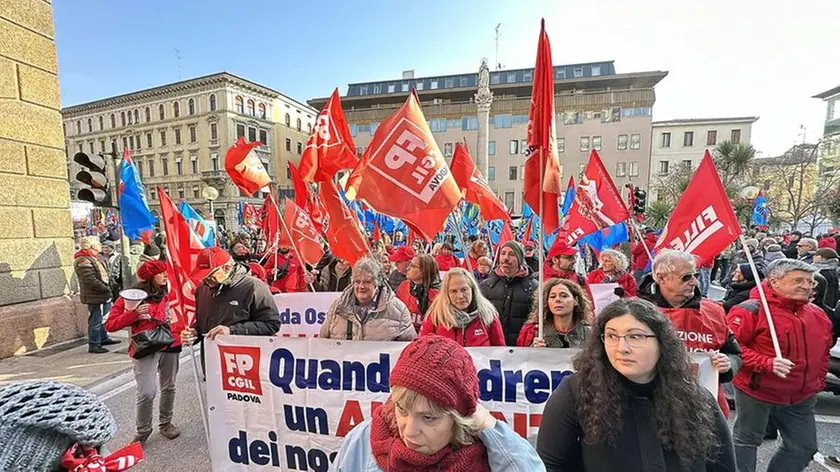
[589,283,619,315]
[273,292,340,338]
[205,336,717,471]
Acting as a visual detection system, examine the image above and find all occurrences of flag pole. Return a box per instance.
[538,148,545,340]
[626,216,653,262]
[187,343,211,449]
[739,234,783,358]
[453,200,474,273]
[270,192,316,292]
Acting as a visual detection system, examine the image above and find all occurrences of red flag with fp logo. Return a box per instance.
[450,143,509,222]
[320,179,370,265]
[224,137,271,197]
[279,197,325,266]
[288,162,326,233]
[345,91,461,241]
[561,150,630,246]
[654,151,741,265]
[158,188,202,328]
[299,88,358,182]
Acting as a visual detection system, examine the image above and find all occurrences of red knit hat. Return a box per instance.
[389,335,478,416]
[137,260,167,281]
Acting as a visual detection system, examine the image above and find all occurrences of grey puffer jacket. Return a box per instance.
[319,284,416,341]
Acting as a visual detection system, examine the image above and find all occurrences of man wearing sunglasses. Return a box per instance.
[639,249,742,419]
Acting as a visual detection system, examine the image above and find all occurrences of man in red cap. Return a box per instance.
[545,239,592,301]
[388,246,416,291]
[180,247,280,349]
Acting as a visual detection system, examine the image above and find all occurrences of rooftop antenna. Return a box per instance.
[494,23,502,71]
[175,48,182,80]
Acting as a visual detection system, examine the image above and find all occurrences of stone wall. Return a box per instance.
[0,0,84,357]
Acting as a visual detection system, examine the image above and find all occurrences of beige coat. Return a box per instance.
[319,285,416,341]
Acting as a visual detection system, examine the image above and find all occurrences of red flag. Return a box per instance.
[372,220,382,242]
[523,19,563,233]
[345,92,461,241]
[450,143,509,222]
[320,179,370,265]
[158,188,202,328]
[654,151,742,265]
[561,150,630,245]
[279,198,325,265]
[299,88,358,182]
[522,216,534,243]
[224,137,271,197]
[288,162,326,233]
[498,219,515,248]
[259,194,281,245]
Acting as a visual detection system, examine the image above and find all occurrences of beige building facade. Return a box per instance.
[310,62,666,215]
[62,73,316,231]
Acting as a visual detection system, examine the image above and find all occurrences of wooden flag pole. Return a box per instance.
[269,192,316,292]
[739,234,783,358]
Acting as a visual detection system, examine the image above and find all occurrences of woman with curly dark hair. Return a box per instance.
[536,298,735,472]
[516,278,592,348]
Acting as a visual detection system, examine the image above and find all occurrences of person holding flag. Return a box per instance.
[388,246,415,291]
[479,241,539,346]
[544,240,592,300]
[631,228,659,283]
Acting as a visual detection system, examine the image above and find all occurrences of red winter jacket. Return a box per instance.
[265,253,306,293]
[462,256,480,271]
[586,269,637,297]
[630,233,658,271]
[105,291,181,357]
[419,314,506,347]
[727,282,832,405]
[395,280,440,332]
[435,253,461,272]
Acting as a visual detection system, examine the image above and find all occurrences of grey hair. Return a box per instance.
[600,249,629,272]
[798,238,818,250]
[79,236,101,251]
[351,257,384,286]
[766,258,817,280]
[652,249,696,278]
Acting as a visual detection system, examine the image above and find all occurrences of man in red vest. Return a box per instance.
[638,249,742,418]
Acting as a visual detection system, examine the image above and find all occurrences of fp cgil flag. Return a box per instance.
[320,179,370,265]
[299,88,358,182]
[289,162,326,233]
[345,91,460,241]
[562,150,630,245]
[523,19,563,233]
[158,188,202,327]
[280,198,325,265]
[654,151,742,265]
[450,143,509,222]
[224,137,271,197]
[119,148,156,243]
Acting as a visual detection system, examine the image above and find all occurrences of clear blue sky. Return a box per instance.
[54,0,840,156]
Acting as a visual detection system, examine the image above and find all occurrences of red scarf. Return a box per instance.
[75,249,99,259]
[370,399,490,472]
[60,442,144,471]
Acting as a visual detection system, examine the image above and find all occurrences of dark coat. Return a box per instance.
[73,254,111,305]
[193,264,281,336]
[723,280,757,313]
[814,260,840,308]
[315,259,351,293]
[479,268,538,346]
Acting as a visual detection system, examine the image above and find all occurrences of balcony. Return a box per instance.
[201,170,227,186]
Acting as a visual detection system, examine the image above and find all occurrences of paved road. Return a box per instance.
[90,354,840,471]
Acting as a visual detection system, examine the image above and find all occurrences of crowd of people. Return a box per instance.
[58,223,840,472]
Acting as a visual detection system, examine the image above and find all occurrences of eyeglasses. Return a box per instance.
[601,332,656,348]
[782,276,818,288]
[678,272,700,283]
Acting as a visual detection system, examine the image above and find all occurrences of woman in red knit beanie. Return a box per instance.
[332,335,545,471]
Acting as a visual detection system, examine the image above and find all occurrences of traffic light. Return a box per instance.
[633,188,647,214]
[74,152,112,206]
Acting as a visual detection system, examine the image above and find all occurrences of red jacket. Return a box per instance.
[586,269,637,297]
[395,280,440,332]
[630,233,658,271]
[264,253,306,293]
[545,263,594,303]
[105,291,181,357]
[727,282,833,405]
[435,254,461,272]
[419,314,506,347]
[462,256,479,271]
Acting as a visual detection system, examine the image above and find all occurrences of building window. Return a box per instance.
[144,133,150,148]
[247,99,255,116]
[558,137,566,153]
[236,124,245,139]
[523,70,533,82]
[616,162,627,177]
[555,68,566,79]
[160,130,167,146]
[87,118,92,132]
[661,132,671,148]
[629,161,639,177]
[445,77,454,88]
[731,129,741,143]
[401,83,409,92]
[193,186,200,198]
[683,131,694,147]
[681,159,692,170]
[173,101,180,118]
[161,158,169,176]
[509,140,519,154]
[706,130,717,146]
[186,125,195,143]
[591,65,601,76]
[372,84,381,94]
[617,134,628,150]
[174,128,182,145]
[296,118,302,131]
[191,155,198,173]
[158,104,165,120]
[120,112,125,127]
[178,188,184,199]
[573,67,583,78]
[285,113,291,126]
[258,103,266,119]
[488,141,496,155]
[630,134,641,150]
[235,96,243,114]
[460,76,469,87]
[110,114,116,128]
[580,136,590,152]
[488,166,496,181]
[504,192,515,213]
[509,166,518,181]
[592,136,602,151]
[659,160,669,175]
[461,116,478,131]
[97,116,103,130]
[129,136,135,150]
[141,107,148,123]
[388,84,395,93]
[76,143,83,153]
[285,137,291,151]
[307,123,312,133]
[415,82,424,91]
[127,112,132,125]
[176,157,183,175]
[88,141,94,154]
[210,153,218,171]
[210,122,217,141]
[134,109,139,123]
[430,80,438,89]
[99,139,105,152]
[137,161,143,177]
[507,72,516,83]
[209,94,216,111]
[296,142,303,155]
[122,137,127,149]
[443,143,453,157]
[187,99,195,115]
[148,160,155,177]
[243,126,254,142]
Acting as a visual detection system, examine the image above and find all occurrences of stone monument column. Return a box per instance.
[474,59,494,177]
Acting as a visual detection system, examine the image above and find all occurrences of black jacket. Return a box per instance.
[74,255,111,305]
[194,264,281,336]
[782,241,799,259]
[315,259,351,293]
[815,260,840,308]
[537,375,736,472]
[722,280,757,313]
[479,268,538,346]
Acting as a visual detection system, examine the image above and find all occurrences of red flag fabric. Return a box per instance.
[522,216,534,243]
[561,150,630,246]
[523,19,563,233]
[372,220,382,242]
[224,137,271,197]
[299,88,358,182]
[279,197,325,265]
[288,162,326,233]
[158,188,202,327]
[654,151,742,265]
[259,194,281,245]
[450,143,509,222]
[320,179,370,265]
[498,219,515,248]
[345,92,461,241]
[61,442,144,471]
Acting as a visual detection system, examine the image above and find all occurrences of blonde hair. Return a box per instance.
[477,256,492,267]
[391,386,481,448]
[79,236,101,251]
[426,268,497,330]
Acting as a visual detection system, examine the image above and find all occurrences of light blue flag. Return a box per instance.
[178,200,213,247]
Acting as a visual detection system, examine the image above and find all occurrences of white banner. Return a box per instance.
[273,292,340,338]
[205,336,717,472]
[589,283,619,315]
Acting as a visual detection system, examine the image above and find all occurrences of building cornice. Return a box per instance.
[652,116,759,127]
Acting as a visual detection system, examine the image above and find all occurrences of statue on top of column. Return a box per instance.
[475,58,493,109]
